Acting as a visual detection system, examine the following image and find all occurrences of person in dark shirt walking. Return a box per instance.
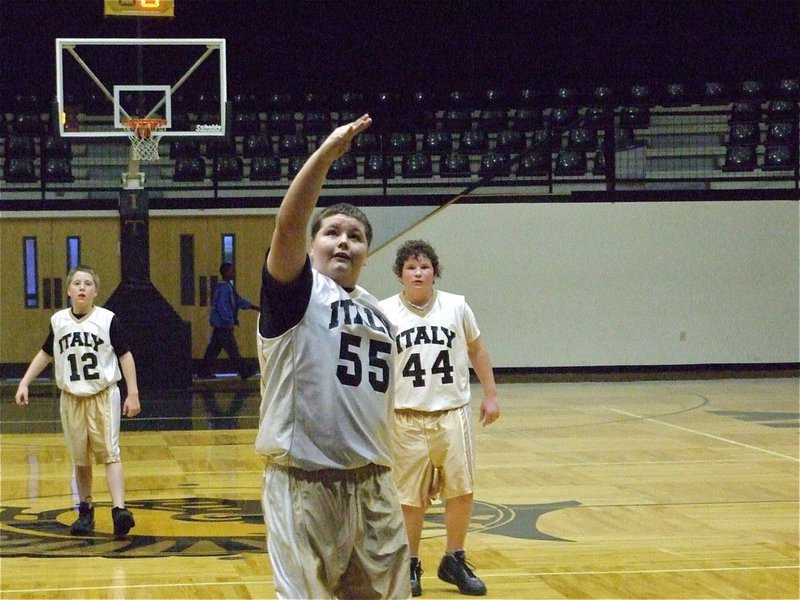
[198,262,259,380]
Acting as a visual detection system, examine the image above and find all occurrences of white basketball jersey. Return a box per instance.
[255,269,396,471]
[51,306,122,396]
[380,290,480,412]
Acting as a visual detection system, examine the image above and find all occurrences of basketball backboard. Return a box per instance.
[55,38,227,139]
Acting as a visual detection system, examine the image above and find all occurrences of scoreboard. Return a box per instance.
[104,0,175,18]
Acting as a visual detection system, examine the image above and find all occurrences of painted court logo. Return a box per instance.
[0,497,580,558]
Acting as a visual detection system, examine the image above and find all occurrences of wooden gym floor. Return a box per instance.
[0,375,797,599]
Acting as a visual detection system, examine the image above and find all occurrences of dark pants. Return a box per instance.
[199,327,254,379]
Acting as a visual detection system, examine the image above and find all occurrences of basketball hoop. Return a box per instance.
[123,117,167,161]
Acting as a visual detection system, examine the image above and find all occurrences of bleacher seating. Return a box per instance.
[2,78,797,196]
[364,154,394,179]
[250,155,281,181]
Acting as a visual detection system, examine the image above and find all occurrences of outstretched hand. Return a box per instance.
[317,113,372,163]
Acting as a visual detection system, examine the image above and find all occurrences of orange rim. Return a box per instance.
[124,118,167,139]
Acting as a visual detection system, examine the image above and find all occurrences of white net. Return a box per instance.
[125,119,167,161]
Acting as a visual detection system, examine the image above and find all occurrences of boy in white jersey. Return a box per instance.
[15,266,140,537]
[380,240,500,597]
[255,114,411,598]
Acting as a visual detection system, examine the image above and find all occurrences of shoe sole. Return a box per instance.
[438,571,486,596]
[113,514,135,537]
[69,525,94,536]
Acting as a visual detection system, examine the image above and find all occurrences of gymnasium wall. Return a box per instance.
[360,199,800,368]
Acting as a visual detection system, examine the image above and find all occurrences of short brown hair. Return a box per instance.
[67,265,100,289]
[310,202,373,247]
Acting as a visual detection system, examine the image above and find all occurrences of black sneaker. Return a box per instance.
[437,551,486,596]
[70,501,95,535]
[410,557,423,597]
[112,507,135,537]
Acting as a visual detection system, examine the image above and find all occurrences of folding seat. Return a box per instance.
[242,134,273,158]
[4,158,38,182]
[278,133,307,158]
[517,88,544,109]
[459,130,488,155]
[170,140,201,159]
[388,132,416,155]
[249,155,281,181]
[567,127,598,151]
[703,81,726,104]
[495,129,525,154]
[423,131,453,156]
[43,158,74,182]
[614,128,637,151]
[721,146,757,172]
[619,106,650,128]
[629,84,652,106]
[583,106,607,130]
[739,80,764,101]
[443,109,472,133]
[409,91,438,133]
[328,154,358,179]
[5,135,36,158]
[439,151,472,177]
[232,111,260,136]
[555,87,579,106]
[214,155,244,181]
[478,109,508,133]
[364,154,394,179]
[765,122,796,145]
[776,78,799,99]
[478,151,510,177]
[512,108,542,132]
[287,156,307,179]
[12,112,44,136]
[762,145,796,170]
[265,92,294,112]
[351,132,380,155]
[592,86,614,105]
[664,83,689,106]
[532,127,561,152]
[549,106,579,131]
[766,100,796,123]
[554,149,587,176]
[302,110,332,136]
[728,122,760,146]
[173,156,206,181]
[267,111,297,135]
[339,92,365,111]
[43,137,71,159]
[515,149,549,177]
[730,100,761,123]
[401,152,432,178]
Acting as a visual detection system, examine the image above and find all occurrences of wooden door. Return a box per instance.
[149,214,272,358]
[0,217,119,365]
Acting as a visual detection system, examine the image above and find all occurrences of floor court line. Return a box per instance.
[4,564,797,597]
[607,407,799,462]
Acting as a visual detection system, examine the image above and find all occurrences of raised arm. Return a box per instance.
[267,113,372,284]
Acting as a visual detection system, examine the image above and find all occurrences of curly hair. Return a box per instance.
[392,240,442,279]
